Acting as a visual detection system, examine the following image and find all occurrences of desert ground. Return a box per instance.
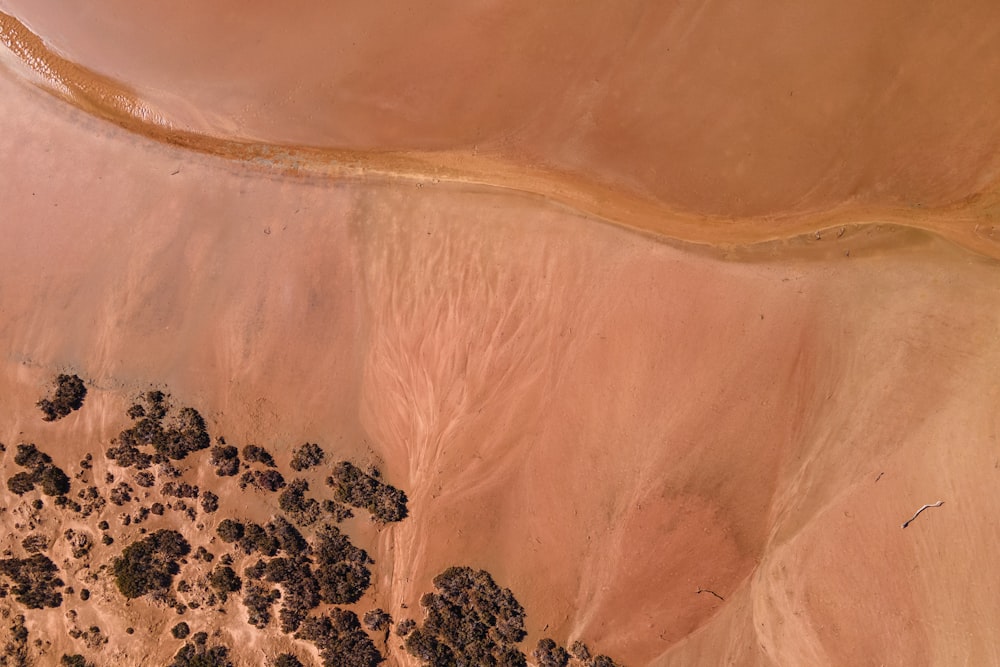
[1,3,1000,666]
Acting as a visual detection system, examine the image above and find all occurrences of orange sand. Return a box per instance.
[2,5,1000,666]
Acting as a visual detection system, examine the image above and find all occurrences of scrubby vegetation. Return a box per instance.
[295,609,384,667]
[274,656,304,667]
[242,445,275,467]
[6,443,70,497]
[290,443,325,471]
[404,566,527,667]
[533,638,570,667]
[312,523,372,605]
[239,469,286,492]
[278,479,321,525]
[37,374,87,421]
[326,461,408,523]
[108,391,210,466]
[167,639,233,667]
[363,608,392,633]
[0,554,64,609]
[60,655,93,667]
[112,529,190,598]
[209,444,240,477]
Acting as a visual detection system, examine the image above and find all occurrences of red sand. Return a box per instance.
[2,5,1000,666]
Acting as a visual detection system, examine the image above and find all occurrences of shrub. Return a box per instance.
[21,534,49,554]
[278,479,320,525]
[38,374,87,421]
[112,529,190,599]
[294,609,384,667]
[242,581,280,629]
[569,641,591,661]
[171,622,190,639]
[115,393,210,464]
[216,519,244,543]
[167,641,233,667]
[0,554,64,608]
[363,608,392,632]
[208,566,242,595]
[327,461,408,523]
[290,443,325,472]
[404,567,526,667]
[7,471,36,495]
[274,655,304,667]
[210,445,240,477]
[60,655,93,667]
[201,491,219,514]
[238,523,279,556]
[396,619,416,637]
[242,445,275,467]
[533,638,570,667]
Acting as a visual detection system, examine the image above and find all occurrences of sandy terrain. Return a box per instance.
[2,5,1000,667]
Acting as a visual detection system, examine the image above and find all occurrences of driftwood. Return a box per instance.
[901,501,944,529]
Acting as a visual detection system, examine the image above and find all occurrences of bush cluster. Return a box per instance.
[278,479,321,526]
[112,529,190,599]
[37,374,87,421]
[294,608,384,667]
[108,392,210,466]
[242,445,275,467]
[0,554,64,609]
[326,462,408,523]
[209,445,240,477]
[290,443,325,472]
[404,567,527,667]
[168,638,232,667]
[239,469,286,493]
[6,443,70,497]
[533,639,570,667]
[312,523,372,605]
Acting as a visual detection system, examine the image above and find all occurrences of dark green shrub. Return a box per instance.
[171,622,190,639]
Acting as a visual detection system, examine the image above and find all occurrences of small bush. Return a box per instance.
[171,622,190,639]
[242,445,275,467]
[38,374,87,421]
[363,608,392,632]
[533,638,570,667]
[289,443,325,472]
[327,461,408,523]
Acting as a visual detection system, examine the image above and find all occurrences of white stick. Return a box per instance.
[901,501,944,528]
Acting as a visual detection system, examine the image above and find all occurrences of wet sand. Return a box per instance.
[2,5,1000,666]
